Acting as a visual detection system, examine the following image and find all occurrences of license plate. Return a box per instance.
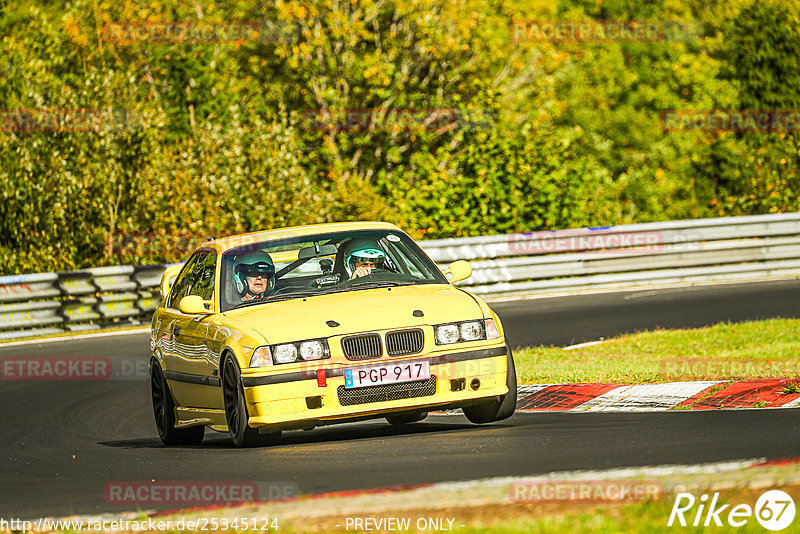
[344,361,430,388]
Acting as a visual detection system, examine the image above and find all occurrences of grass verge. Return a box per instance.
[513,318,800,384]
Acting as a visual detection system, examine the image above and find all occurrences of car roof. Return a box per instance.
[204,221,404,253]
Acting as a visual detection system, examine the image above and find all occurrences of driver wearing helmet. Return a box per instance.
[233,250,276,302]
[343,238,387,280]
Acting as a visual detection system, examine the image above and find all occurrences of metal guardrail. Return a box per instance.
[2,213,799,340]
[0,266,164,340]
[423,212,800,296]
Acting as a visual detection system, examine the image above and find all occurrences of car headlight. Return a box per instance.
[435,320,492,345]
[299,340,326,361]
[459,320,484,341]
[249,346,273,368]
[271,339,331,364]
[435,324,460,345]
[273,343,299,364]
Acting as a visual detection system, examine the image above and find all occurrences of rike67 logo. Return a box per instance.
[668,490,796,530]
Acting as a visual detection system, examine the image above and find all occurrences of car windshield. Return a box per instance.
[220,229,448,312]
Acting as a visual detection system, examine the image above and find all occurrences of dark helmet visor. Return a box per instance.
[238,261,275,278]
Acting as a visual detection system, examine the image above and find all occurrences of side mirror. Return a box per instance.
[443,260,472,284]
[179,295,213,315]
[159,264,184,300]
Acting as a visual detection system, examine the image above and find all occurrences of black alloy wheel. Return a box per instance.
[222,356,281,447]
[462,348,518,424]
[150,360,205,445]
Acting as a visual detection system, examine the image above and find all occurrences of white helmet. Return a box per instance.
[232,250,275,296]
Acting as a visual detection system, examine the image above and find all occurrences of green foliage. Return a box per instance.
[700,0,800,216]
[0,0,798,273]
[721,0,800,111]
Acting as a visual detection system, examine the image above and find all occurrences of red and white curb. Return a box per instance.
[512,379,800,411]
[432,379,800,414]
[570,381,723,412]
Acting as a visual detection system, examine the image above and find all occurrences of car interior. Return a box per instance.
[221,234,431,310]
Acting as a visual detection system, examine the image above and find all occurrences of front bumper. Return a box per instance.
[240,344,509,428]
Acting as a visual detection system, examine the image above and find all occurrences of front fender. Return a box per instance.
[456,288,507,339]
[216,316,269,373]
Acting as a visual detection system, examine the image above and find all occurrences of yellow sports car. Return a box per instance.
[149,222,516,447]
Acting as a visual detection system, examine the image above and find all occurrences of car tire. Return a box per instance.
[463,348,518,424]
[150,360,205,446]
[386,411,428,425]
[222,356,281,448]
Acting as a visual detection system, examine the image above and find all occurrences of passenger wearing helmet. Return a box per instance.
[233,250,276,302]
[342,238,387,280]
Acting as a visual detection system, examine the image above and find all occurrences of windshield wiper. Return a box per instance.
[231,291,320,309]
[231,297,283,310]
[231,299,268,310]
[231,283,414,309]
[340,281,415,291]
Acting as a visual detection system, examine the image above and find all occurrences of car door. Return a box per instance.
[158,252,203,372]
[163,249,218,409]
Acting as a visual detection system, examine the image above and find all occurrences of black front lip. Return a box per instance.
[240,345,507,387]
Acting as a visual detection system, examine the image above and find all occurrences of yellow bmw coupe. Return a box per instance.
[149,222,516,447]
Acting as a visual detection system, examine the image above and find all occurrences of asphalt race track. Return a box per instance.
[1,280,799,518]
[493,278,800,347]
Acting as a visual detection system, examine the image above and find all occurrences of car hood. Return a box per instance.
[222,284,482,344]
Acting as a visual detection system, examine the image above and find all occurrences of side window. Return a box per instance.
[384,241,423,277]
[187,252,217,300]
[376,241,399,272]
[396,252,424,277]
[166,252,204,309]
